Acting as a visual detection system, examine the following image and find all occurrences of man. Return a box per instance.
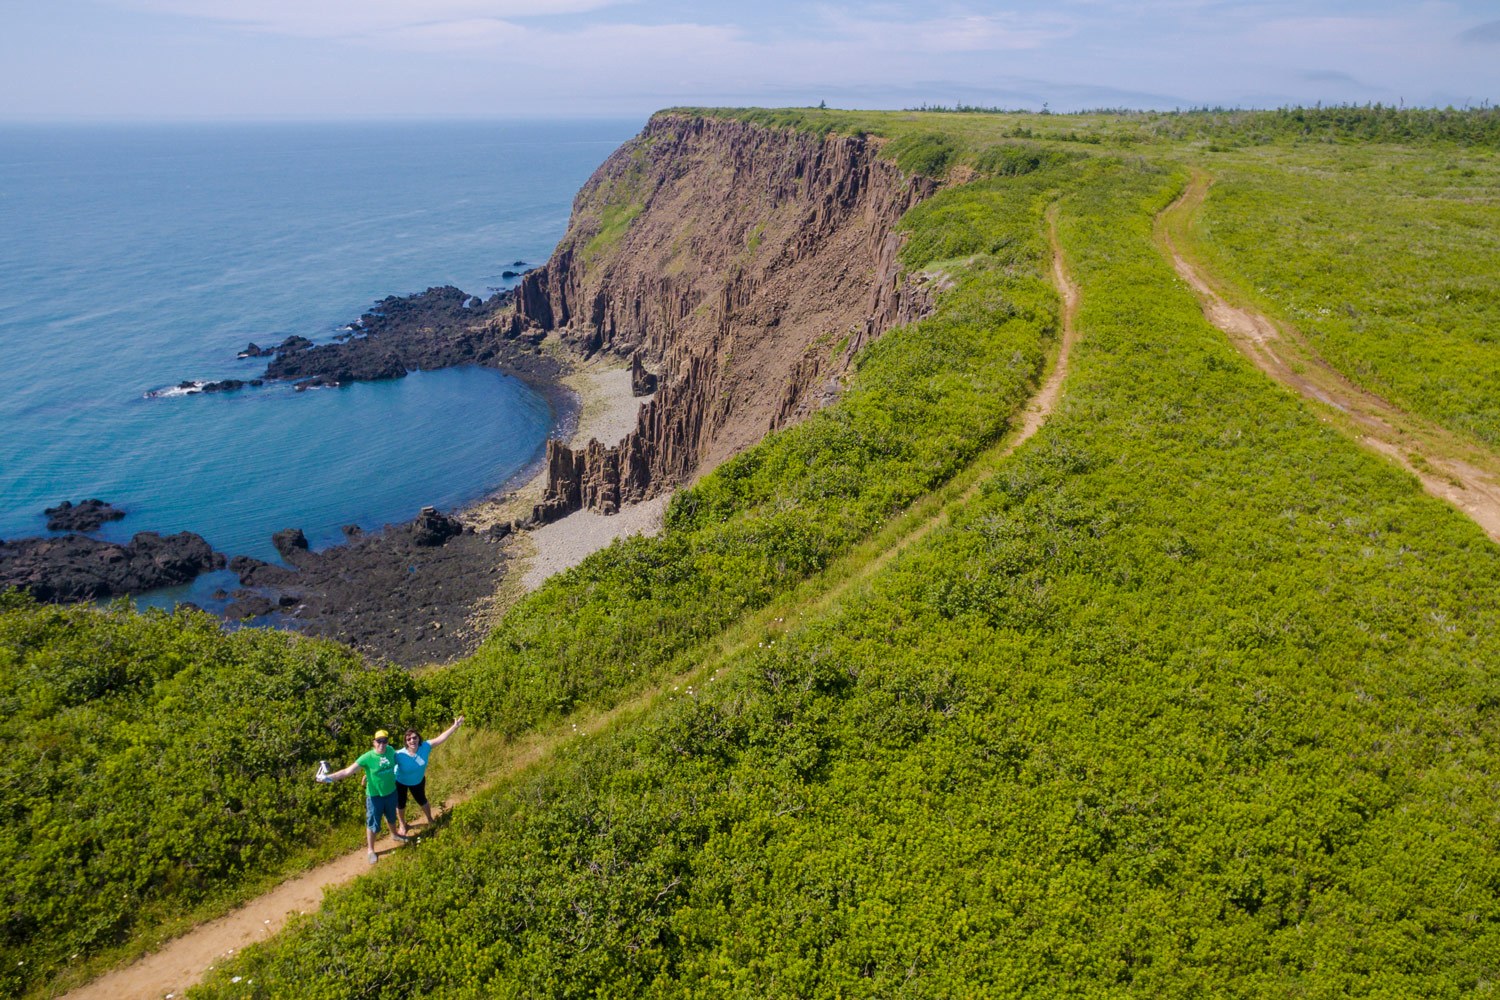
[320,729,409,864]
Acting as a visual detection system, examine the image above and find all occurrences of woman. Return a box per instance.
[320,729,409,864]
[395,716,463,837]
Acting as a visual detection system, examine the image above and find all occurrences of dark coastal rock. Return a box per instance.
[410,506,464,547]
[225,591,276,620]
[44,498,125,533]
[219,507,519,667]
[342,524,363,539]
[186,284,567,411]
[255,285,559,392]
[282,350,408,388]
[511,260,527,267]
[501,270,520,279]
[271,528,309,561]
[228,554,297,587]
[0,531,225,603]
[146,378,261,398]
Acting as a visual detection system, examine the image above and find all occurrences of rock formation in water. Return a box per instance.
[504,113,942,523]
[43,498,126,532]
[261,286,559,389]
[0,531,224,603]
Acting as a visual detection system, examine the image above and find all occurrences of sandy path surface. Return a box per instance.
[817,207,1083,597]
[59,847,385,1000]
[1029,205,1082,439]
[1160,173,1500,545]
[56,212,1084,1000]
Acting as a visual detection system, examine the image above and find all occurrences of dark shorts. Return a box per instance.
[365,791,398,833]
[397,778,427,809]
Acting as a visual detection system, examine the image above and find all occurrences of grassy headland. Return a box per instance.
[5,105,1499,997]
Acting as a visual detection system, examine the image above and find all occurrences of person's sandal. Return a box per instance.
[367,851,378,865]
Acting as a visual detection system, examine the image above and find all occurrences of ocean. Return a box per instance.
[0,119,638,606]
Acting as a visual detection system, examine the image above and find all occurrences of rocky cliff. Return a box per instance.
[505,113,940,521]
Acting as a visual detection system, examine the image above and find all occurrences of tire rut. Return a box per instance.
[1159,171,1500,545]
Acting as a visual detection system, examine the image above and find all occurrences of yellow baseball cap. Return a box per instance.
[374,730,389,740]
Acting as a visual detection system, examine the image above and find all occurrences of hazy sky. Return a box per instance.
[1,0,1496,120]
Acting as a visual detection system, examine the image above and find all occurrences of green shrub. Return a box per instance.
[0,593,422,996]
[887,132,957,177]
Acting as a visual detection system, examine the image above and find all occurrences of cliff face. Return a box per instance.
[506,114,939,521]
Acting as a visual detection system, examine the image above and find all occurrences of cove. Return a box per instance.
[13,364,552,564]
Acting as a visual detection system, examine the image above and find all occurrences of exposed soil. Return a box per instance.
[1159,172,1500,545]
[1027,205,1082,440]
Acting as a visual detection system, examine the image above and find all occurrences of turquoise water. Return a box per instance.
[0,120,636,586]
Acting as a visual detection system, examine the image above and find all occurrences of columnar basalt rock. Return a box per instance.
[630,353,658,396]
[514,114,940,524]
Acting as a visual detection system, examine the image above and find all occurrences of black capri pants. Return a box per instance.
[396,778,428,808]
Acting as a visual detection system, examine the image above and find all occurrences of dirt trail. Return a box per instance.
[57,731,540,1000]
[57,211,1083,1000]
[1030,205,1082,439]
[1159,172,1500,545]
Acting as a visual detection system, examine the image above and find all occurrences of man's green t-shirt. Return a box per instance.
[355,748,399,797]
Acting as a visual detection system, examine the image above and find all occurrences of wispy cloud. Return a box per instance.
[106,0,627,40]
[1457,19,1500,44]
[377,18,528,52]
[811,8,1074,53]
[11,0,1494,119]
[1248,14,1410,50]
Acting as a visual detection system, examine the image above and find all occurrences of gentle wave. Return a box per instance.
[144,381,206,399]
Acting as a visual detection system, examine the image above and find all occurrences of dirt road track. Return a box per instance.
[1159,172,1500,545]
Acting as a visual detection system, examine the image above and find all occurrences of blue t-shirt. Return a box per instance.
[394,741,432,785]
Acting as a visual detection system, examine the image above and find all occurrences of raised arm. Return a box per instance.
[324,760,362,782]
[427,716,464,748]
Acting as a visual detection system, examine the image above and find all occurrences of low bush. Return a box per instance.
[0,593,421,996]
